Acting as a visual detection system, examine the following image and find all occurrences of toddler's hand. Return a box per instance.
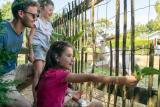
[71,91,83,102]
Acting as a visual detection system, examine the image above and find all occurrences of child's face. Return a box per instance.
[41,4,54,19]
[56,47,74,71]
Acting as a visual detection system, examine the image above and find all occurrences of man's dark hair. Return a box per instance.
[11,0,38,19]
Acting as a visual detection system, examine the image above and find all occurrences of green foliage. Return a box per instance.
[0,50,19,104]
[107,34,151,54]
[147,19,160,32]
[133,64,160,80]
[94,68,110,75]
[145,1,160,32]
[51,31,84,59]
[155,1,160,21]
[0,10,2,23]
[0,49,16,64]
[0,10,22,104]
[0,1,12,20]
[0,74,23,104]
[96,18,112,29]
[135,24,149,33]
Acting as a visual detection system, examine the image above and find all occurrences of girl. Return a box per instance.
[36,41,139,107]
[28,0,54,104]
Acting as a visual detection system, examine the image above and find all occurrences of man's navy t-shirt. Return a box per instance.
[0,21,24,74]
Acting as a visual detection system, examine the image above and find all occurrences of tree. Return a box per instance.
[155,1,160,21]
[135,24,148,34]
[146,1,160,32]
[95,18,113,35]
[0,1,12,21]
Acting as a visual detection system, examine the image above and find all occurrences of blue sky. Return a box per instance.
[0,0,74,12]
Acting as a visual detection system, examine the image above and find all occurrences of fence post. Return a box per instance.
[90,0,95,102]
[147,44,154,107]
[130,0,135,106]
[158,54,160,106]
[84,0,89,99]
[122,0,127,106]
[113,0,120,106]
[107,41,113,107]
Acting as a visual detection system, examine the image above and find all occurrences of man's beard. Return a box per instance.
[21,15,33,28]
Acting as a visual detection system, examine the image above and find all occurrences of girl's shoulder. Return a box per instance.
[42,68,70,83]
[48,68,70,78]
[46,68,68,75]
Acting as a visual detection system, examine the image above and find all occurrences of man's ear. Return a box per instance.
[39,7,43,13]
[18,10,24,18]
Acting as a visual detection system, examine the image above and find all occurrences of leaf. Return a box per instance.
[66,36,72,43]
[135,64,141,72]
[50,31,84,59]
[73,48,80,59]
[50,32,65,43]
[72,31,84,43]
[141,67,160,75]
[132,71,142,81]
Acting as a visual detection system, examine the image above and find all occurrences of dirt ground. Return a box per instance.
[20,85,146,107]
[20,85,33,103]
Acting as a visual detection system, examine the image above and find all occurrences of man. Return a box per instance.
[0,0,38,107]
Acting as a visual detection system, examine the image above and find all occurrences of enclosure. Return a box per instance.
[7,0,160,107]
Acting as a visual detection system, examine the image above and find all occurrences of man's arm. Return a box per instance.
[0,29,5,49]
[0,36,3,49]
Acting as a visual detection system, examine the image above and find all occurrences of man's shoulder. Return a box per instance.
[0,21,9,27]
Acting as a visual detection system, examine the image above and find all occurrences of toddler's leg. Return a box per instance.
[32,60,44,104]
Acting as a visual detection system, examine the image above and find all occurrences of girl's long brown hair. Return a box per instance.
[35,40,72,90]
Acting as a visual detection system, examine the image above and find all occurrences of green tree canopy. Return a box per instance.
[146,1,160,32]
[0,1,12,21]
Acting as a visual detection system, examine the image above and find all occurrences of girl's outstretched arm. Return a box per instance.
[64,73,138,88]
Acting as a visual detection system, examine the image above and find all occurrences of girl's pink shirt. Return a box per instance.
[37,68,70,107]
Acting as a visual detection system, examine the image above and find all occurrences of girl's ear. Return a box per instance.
[55,54,60,62]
